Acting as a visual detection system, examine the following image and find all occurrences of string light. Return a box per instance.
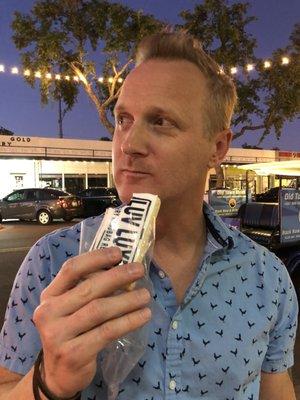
[281,56,290,65]
[0,54,294,84]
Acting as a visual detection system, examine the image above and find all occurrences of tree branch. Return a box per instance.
[70,62,114,134]
[233,124,265,140]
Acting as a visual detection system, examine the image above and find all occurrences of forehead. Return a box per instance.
[116,59,207,114]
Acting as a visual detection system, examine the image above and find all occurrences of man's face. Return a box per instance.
[112,59,218,205]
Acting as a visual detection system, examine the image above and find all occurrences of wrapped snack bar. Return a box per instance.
[80,193,160,399]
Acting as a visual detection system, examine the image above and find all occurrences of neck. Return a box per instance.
[154,197,206,256]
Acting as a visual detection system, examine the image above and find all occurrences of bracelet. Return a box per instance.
[33,350,81,400]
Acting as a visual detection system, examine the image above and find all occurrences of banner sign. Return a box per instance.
[208,189,249,217]
[280,189,300,244]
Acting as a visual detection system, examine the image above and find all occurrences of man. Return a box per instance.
[0,32,298,400]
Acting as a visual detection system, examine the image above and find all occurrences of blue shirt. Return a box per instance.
[0,203,298,400]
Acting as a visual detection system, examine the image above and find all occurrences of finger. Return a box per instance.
[44,247,122,297]
[66,288,151,337]
[64,307,152,365]
[53,262,145,317]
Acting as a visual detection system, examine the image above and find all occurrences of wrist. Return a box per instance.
[33,350,81,400]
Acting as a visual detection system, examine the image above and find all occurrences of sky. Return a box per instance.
[0,0,299,150]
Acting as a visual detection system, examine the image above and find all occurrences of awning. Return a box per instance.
[237,160,300,176]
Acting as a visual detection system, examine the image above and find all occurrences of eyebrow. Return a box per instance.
[113,104,127,116]
[114,104,184,123]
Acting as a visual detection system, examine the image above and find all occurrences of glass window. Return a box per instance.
[6,190,26,202]
[25,190,38,201]
[38,189,70,200]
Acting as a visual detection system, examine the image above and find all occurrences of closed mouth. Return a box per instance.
[122,169,150,175]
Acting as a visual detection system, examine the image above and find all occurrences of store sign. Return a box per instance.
[1,136,31,147]
[280,189,300,244]
[208,189,249,217]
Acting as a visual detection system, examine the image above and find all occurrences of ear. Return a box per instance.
[207,129,232,169]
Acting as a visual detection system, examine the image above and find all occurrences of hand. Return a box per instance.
[33,247,151,398]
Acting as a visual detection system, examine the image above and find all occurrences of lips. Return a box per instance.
[121,169,150,177]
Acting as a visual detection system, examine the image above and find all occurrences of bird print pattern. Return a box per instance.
[0,204,298,399]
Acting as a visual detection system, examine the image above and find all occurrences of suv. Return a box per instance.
[0,188,82,225]
[77,187,121,217]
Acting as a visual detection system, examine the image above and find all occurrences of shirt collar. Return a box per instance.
[203,202,236,251]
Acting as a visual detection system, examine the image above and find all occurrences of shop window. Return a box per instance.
[65,175,85,194]
[88,175,107,187]
[39,174,62,189]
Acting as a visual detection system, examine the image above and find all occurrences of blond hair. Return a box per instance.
[135,32,237,137]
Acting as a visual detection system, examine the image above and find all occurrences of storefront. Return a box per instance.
[1,134,299,200]
[0,135,113,198]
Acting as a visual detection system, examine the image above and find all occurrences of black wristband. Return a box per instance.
[33,350,81,400]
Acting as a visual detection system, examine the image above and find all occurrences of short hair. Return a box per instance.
[135,32,237,137]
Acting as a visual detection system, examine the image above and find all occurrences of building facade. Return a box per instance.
[0,135,112,198]
[1,134,299,199]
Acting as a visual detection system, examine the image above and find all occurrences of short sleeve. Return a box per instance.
[261,259,298,373]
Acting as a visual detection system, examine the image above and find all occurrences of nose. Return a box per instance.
[121,122,149,156]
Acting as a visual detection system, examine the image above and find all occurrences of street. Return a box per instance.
[0,221,299,398]
[0,219,77,323]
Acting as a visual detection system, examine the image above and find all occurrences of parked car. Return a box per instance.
[0,188,83,225]
[77,187,121,217]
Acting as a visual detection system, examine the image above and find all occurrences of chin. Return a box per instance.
[118,185,159,204]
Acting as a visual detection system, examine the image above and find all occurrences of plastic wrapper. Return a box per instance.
[79,193,161,399]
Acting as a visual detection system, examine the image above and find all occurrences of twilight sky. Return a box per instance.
[0,0,299,150]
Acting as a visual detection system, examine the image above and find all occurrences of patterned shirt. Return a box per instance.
[0,203,298,400]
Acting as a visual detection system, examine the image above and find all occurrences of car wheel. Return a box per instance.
[63,217,73,222]
[37,210,52,225]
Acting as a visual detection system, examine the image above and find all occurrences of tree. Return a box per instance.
[11,0,163,136]
[0,126,15,135]
[12,0,299,147]
[179,0,299,146]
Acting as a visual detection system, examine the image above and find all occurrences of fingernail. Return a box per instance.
[127,263,144,274]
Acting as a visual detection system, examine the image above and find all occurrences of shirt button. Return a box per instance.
[172,320,178,330]
[158,270,165,279]
[169,380,176,390]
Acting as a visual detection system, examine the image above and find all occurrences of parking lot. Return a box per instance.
[0,220,299,397]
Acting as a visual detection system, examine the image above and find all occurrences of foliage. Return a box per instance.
[0,126,15,136]
[11,0,163,135]
[179,0,299,144]
[11,0,299,144]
